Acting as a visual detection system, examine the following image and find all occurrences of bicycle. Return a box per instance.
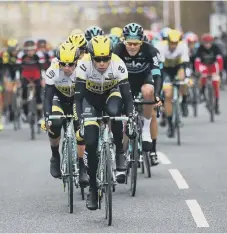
[164,77,189,146]
[125,95,159,196]
[80,115,131,226]
[48,114,85,213]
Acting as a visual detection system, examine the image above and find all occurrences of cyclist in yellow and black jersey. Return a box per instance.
[73,36,135,210]
[43,42,89,187]
[155,29,190,137]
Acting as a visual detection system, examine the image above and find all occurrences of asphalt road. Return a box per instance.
[0,90,227,233]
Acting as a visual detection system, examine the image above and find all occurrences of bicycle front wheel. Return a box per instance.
[130,137,139,197]
[104,143,112,226]
[67,139,74,213]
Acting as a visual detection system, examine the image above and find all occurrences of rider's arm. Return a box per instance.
[213,44,224,71]
[73,60,88,121]
[44,65,58,117]
[73,78,86,122]
[115,56,134,116]
[44,84,55,117]
[147,45,162,97]
[180,42,191,77]
[194,46,202,73]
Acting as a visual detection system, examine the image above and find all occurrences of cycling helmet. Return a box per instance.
[201,33,214,43]
[160,27,171,40]
[24,40,36,50]
[85,26,104,42]
[87,35,112,57]
[123,23,144,41]
[110,27,123,37]
[7,38,18,48]
[168,29,181,43]
[109,34,120,47]
[67,33,87,49]
[186,33,198,43]
[37,39,47,48]
[56,42,80,63]
[70,28,83,35]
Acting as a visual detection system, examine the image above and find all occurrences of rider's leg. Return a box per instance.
[34,79,43,120]
[141,84,155,151]
[48,98,64,178]
[106,90,126,183]
[212,73,221,114]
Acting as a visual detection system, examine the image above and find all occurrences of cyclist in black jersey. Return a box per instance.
[114,23,163,165]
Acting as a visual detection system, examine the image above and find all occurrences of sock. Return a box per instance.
[142,118,152,142]
[51,145,60,158]
[151,139,157,153]
[167,116,172,125]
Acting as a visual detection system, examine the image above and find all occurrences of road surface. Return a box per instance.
[0,91,227,232]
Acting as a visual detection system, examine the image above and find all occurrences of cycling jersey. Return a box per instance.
[194,44,223,73]
[114,41,162,97]
[156,40,189,67]
[16,50,45,80]
[74,53,133,120]
[76,53,128,94]
[44,58,77,117]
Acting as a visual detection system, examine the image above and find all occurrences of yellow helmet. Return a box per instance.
[110,27,123,38]
[56,42,80,63]
[7,38,18,48]
[67,33,87,48]
[70,28,83,35]
[168,29,181,43]
[87,35,112,57]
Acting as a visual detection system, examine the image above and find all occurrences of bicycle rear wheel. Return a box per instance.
[174,102,181,146]
[67,139,74,213]
[143,152,151,178]
[104,143,112,226]
[207,83,214,123]
[192,84,198,117]
[130,137,139,197]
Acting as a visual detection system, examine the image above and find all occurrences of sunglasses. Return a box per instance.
[125,41,142,47]
[92,56,111,63]
[59,62,76,67]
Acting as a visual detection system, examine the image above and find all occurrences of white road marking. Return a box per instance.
[169,169,189,189]
[186,200,210,227]
[157,151,172,164]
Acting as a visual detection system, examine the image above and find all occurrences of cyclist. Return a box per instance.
[184,32,199,72]
[73,35,135,210]
[109,34,121,48]
[37,39,55,71]
[43,42,89,186]
[156,29,190,137]
[114,23,162,165]
[84,26,104,42]
[1,38,19,122]
[194,33,223,114]
[16,39,45,122]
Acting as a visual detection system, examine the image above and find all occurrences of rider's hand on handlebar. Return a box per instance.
[125,115,136,139]
[154,95,162,107]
